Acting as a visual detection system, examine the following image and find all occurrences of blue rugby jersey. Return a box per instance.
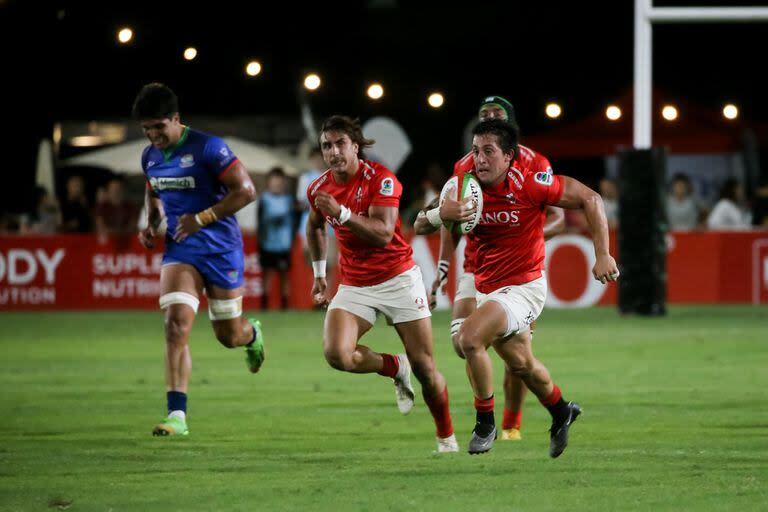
[142,127,244,254]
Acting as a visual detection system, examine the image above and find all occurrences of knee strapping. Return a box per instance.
[159,292,200,313]
[208,297,243,320]
[450,318,465,337]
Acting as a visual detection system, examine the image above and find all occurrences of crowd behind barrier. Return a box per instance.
[2,230,767,311]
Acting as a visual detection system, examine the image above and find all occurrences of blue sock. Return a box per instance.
[167,391,187,414]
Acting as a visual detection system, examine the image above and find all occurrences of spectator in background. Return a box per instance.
[25,186,61,233]
[258,167,295,310]
[296,147,326,251]
[707,178,751,230]
[667,173,701,230]
[94,177,138,235]
[61,175,93,232]
[599,178,619,230]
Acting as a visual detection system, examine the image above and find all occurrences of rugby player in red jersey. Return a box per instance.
[416,96,564,441]
[446,119,617,456]
[305,115,458,453]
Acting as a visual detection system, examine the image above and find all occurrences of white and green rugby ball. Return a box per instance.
[439,173,483,234]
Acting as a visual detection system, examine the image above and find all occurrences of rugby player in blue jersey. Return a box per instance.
[133,83,265,436]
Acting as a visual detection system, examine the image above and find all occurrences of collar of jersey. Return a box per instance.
[331,161,364,185]
[162,126,190,162]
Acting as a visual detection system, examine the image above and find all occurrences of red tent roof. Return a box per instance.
[523,89,768,158]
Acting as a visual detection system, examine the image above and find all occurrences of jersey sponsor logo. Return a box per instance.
[180,154,195,168]
[309,174,329,196]
[508,171,522,190]
[324,215,343,227]
[149,176,196,190]
[478,210,520,225]
[524,311,535,325]
[380,177,394,196]
[535,172,553,186]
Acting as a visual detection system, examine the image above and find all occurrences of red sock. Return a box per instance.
[538,384,562,407]
[474,395,495,413]
[377,353,399,378]
[424,386,454,438]
[502,408,523,430]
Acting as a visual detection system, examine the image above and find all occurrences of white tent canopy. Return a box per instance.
[62,136,303,176]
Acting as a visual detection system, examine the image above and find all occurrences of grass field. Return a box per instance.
[0,306,766,511]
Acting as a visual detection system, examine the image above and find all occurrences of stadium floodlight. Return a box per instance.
[428,93,444,108]
[662,105,678,121]
[723,104,738,120]
[246,61,262,77]
[304,74,321,91]
[367,83,384,100]
[183,47,197,61]
[606,105,622,121]
[117,28,133,44]
[545,103,562,119]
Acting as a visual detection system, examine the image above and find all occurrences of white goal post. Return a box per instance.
[634,1,768,148]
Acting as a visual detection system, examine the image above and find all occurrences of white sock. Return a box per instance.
[169,410,186,422]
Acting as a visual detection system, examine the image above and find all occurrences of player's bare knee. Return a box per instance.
[457,324,483,358]
[323,346,354,372]
[164,315,191,346]
[450,319,466,359]
[505,352,532,377]
[451,334,466,359]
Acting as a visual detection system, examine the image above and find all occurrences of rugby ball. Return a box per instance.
[439,173,483,234]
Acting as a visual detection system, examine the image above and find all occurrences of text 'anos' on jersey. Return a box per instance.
[452,144,554,274]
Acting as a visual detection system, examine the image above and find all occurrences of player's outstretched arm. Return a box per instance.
[414,194,476,236]
[555,176,619,284]
[427,225,462,309]
[306,208,329,305]
[543,206,565,240]
[414,197,441,235]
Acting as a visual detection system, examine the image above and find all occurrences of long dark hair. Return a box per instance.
[319,115,375,159]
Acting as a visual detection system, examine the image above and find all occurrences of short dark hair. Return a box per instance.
[132,83,179,120]
[319,115,375,159]
[472,119,519,158]
[267,166,286,179]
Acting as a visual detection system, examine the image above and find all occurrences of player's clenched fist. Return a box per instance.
[314,191,341,219]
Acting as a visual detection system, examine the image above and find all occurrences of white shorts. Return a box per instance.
[329,266,431,326]
[455,272,477,301]
[476,273,547,338]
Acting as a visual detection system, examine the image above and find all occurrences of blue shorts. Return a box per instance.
[162,247,245,290]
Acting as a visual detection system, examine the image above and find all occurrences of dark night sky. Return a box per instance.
[2,0,768,210]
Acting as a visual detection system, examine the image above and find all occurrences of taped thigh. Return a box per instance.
[450,318,465,337]
[207,297,243,320]
[159,292,200,313]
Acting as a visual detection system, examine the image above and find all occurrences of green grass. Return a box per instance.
[0,306,766,511]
